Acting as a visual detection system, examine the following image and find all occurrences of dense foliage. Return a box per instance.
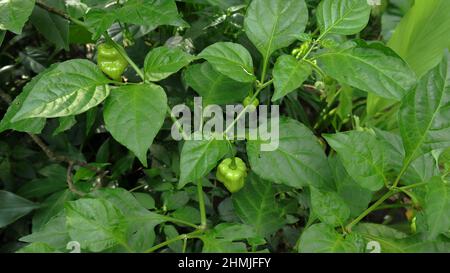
[0,0,449,253]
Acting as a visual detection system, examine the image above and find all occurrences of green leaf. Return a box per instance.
[179,137,229,188]
[298,223,362,253]
[232,173,285,237]
[30,0,69,50]
[117,0,187,29]
[324,131,386,191]
[329,156,372,218]
[388,0,450,77]
[88,188,166,252]
[184,62,251,105]
[399,57,450,163]
[244,0,308,60]
[65,198,128,252]
[353,223,408,253]
[53,116,77,136]
[12,59,111,121]
[310,187,350,227]
[84,8,117,40]
[424,177,450,239]
[144,46,195,82]
[272,55,312,101]
[247,118,332,189]
[199,42,255,83]
[103,83,167,167]
[317,42,417,100]
[32,190,73,231]
[0,0,35,34]
[20,215,69,249]
[201,223,263,253]
[0,190,39,228]
[317,0,371,36]
[17,164,67,199]
[0,65,55,134]
[132,192,155,210]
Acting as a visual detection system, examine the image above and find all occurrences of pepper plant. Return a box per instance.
[0,0,449,253]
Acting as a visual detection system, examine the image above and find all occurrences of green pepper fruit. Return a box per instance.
[243,96,259,111]
[216,157,247,193]
[97,43,128,81]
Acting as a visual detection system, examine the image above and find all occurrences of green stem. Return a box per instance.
[144,230,202,253]
[399,181,429,191]
[223,79,273,136]
[197,179,207,229]
[162,216,199,229]
[345,190,397,232]
[303,59,326,79]
[260,57,269,84]
[392,158,412,188]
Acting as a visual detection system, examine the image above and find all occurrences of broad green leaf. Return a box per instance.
[0,0,35,34]
[17,164,67,199]
[324,131,386,191]
[388,0,450,77]
[199,42,255,83]
[179,137,228,188]
[32,190,73,232]
[12,59,111,121]
[30,0,69,50]
[232,173,285,237]
[164,225,183,252]
[53,116,77,136]
[20,215,69,249]
[0,190,39,228]
[244,0,308,60]
[184,62,251,105]
[317,42,417,100]
[329,156,372,218]
[424,177,450,239]
[117,0,187,29]
[16,242,60,253]
[201,223,263,253]
[103,84,167,167]
[88,188,166,252]
[201,233,247,253]
[247,118,332,189]
[375,129,440,185]
[272,55,312,101]
[133,192,155,210]
[298,223,361,253]
[0,65,56,134]
[353,223,408,253]
[310,187,350,227]
[317,0,371,36]
[144,46,195,82]
[84,8,117,40]
[162,191,190,211]
[65,198,128,252]
[399,57,450,163]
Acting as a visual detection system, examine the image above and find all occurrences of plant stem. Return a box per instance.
[162,216,199,230]
[345,190,397,232]
[35,0,88,28]
[223,79,273,136]
[197,179,207,229]
[145,230,202,253]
